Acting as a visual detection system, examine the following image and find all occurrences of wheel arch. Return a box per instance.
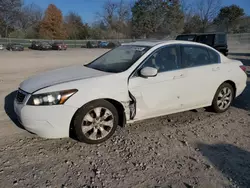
[105,98,127,127]
[222,80,237,98]
[69,98,126,139]
[210,80,237,106]
[208,80,237,113]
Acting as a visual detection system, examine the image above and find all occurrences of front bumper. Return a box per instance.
[14,95,78,139]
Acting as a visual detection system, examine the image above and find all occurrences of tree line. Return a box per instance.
[0,0,249,40]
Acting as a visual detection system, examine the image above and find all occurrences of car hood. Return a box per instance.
[20,65,110,93]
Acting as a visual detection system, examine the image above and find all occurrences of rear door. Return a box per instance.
[179,44,222,108]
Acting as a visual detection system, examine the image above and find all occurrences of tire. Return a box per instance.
[73,100,119,144]
[210,83,234,113]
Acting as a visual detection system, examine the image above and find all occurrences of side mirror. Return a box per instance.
[140,67,158,78]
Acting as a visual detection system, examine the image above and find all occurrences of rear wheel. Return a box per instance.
[210,83,234,113]
[73,100,119,144]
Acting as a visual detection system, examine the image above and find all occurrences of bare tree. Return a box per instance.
[117,0,131,23]
[132,0,184,38]
[180,0,194,22]
[99,0,118,29]
[96,0,131,38]
[196,0,222,32]
[18,3,43,31]
[64,12,89,39]
[115,0,131,36]
[0,0,22,37]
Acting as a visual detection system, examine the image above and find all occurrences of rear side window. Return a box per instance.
[181,45,218,68]
[208,49,220,63]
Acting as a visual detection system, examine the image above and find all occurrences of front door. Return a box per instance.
[128,45,188,120]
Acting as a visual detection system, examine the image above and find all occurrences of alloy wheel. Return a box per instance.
[81,107,114,141]
[217,87,233,110]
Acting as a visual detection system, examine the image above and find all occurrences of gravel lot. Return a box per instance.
[0,49,250,188]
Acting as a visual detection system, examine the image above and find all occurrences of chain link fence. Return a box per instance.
[0,38,137,48]
[0,33,250,53]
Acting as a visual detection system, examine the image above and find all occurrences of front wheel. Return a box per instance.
[73,100,119,144]
[210,83,234,113]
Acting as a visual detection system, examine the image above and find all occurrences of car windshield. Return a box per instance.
[85,45,150,73]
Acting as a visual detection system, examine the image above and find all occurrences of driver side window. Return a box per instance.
[141,45,180,73]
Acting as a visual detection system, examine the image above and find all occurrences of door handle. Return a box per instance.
[173,74,185,79]
[212,67,220,71]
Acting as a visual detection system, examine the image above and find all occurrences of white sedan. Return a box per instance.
[14,40,247,144]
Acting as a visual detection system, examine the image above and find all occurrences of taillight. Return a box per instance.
[240,65,247,73]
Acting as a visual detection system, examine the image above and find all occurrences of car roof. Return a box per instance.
[123,40,167,47]
[122,40,215,47]
[123,39,228,63]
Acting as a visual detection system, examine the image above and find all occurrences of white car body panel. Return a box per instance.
[14,100,77,138]
[182,64,223,107]
[20,65,111,93]
[35,73,130,109]
[129,68,188,119]
[14,40,247,138]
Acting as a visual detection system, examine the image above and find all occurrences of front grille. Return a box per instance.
[16,90,26,103]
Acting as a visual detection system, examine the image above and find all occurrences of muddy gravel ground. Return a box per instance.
[0,49,250,188]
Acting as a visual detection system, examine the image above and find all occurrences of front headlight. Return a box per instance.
[27,89,78,106]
